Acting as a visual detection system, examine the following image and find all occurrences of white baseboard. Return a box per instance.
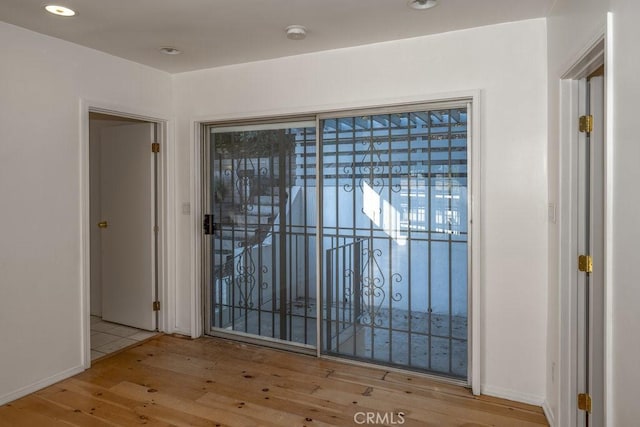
[481,385,554,425]
[0,365,85,406]
[542,400,555,427]
[481,384,545,407]
[171,327,192,337]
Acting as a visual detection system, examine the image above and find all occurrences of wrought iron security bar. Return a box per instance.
[321,108,469,379]
[204,105,470,380]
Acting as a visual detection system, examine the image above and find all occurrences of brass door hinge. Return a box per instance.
[578,393,592,412]
[152,142,160,153]
[153,301,161,311]
[578,255,593,273]
[579,115,593,133]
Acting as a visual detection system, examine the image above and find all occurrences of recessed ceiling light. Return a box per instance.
[159,47,181,55]
[407,0,438,10]
[45,5,76,17]
[285,25,307,40]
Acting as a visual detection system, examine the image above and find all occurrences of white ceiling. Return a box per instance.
[0,0,554,74]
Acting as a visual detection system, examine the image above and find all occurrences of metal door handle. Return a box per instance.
[98,221,108,229]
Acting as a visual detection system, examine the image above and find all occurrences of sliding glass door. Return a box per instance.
[203,121,317,347]
[320,106,469,379]
[203,103,470,380]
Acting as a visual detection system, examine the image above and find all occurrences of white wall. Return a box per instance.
[174,19,549,402]
[0,14,555,411]
[0,21,172,404]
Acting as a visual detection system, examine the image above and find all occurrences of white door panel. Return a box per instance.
[100,123,155,331]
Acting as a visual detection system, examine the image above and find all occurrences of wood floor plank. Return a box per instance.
[0,396,79,427]
[35,383,173,426]
[112,381,287,427]
[0,335,549,426]
[325,369,545,424]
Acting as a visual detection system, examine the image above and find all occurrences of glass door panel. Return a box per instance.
[204,122,317,347]
[320,108,469,379]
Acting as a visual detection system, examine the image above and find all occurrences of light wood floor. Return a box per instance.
[0,335,548,426]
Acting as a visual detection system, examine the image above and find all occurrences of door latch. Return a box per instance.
[203,214,216,235]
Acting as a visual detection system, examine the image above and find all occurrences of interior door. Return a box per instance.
[100,123,156,331]
[576,73,604,426]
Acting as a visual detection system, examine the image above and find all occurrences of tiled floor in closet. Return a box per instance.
[90,315,158,361]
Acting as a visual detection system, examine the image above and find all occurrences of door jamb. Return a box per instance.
[80,100,175,369]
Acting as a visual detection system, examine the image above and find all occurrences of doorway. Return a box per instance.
[558,39,606,426]
[202,101,472,382]
[88,111,161,360]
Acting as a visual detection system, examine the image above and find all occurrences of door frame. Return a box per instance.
[557,30,611,426]
[191,90,481,392]
[80,99,175,368]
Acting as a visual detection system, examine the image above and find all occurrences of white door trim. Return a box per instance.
[79,99,176,368]
[604,15,614,427]
[190,120,204,339]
